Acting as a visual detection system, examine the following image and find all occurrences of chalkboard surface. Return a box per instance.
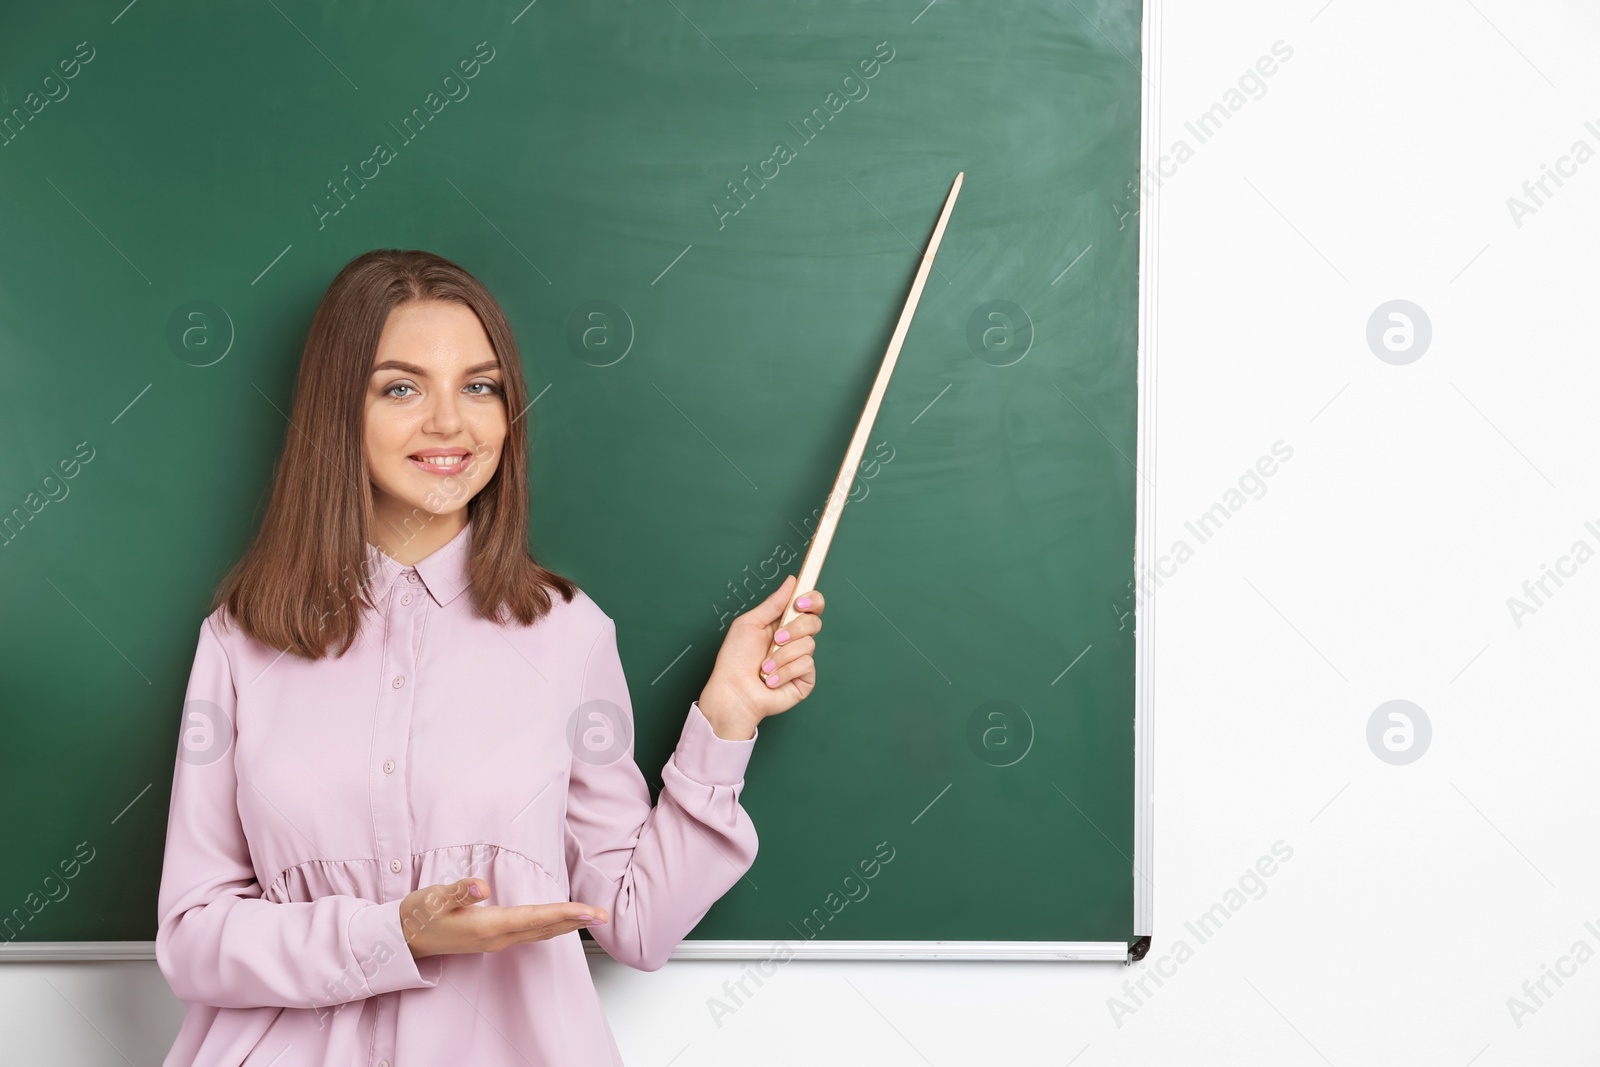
[0,0,1142,952]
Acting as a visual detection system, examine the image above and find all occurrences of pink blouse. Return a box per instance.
[156,520,761,1065]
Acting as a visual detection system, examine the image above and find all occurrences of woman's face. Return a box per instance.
[364,300,506,533]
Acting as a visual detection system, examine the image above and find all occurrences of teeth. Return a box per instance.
[415,455,465,466]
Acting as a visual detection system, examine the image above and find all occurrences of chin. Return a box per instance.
[375,482,461,521]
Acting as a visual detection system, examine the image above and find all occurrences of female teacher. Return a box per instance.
[155,248,826,1066]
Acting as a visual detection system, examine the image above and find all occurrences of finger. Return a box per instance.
[452,878,490,906]
[761,636,815,677]
[763,653,815,689]
[505,903,608,946]
[743,574,797,627]
[497,902,595,939]
[771,613,820,646]
[414,879,487,927]
[793,588,824,615]
[511,917,591,948]
[538,901,611,925]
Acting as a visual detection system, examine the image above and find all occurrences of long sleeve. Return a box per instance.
[564,616,760,971]
[154,616,445,1010]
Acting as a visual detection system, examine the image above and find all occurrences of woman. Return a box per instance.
[156,248,825,1065]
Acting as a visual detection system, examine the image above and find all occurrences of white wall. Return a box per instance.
[7,1,1599,1062]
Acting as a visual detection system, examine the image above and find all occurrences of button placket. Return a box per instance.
[372,565,423,1067]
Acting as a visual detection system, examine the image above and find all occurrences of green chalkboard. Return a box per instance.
[0,0,1142,954]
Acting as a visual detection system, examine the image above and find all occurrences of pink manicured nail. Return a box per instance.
[469,884,482,898]
[796,597,810,609]
[762,658,776,673]
[766,674,780,687]
[775,629,789,644]
[578,914,595,922]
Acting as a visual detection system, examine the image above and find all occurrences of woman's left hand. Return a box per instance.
[697,574,825,740]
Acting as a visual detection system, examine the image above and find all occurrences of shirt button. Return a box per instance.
[406,571,419,583]
[379,1061,390,1067]
[390,859,403,873]
[401,593,412,605]
[383,759,395,774]
[392,676,405,689]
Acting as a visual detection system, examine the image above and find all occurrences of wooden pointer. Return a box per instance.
[763,171,964,679]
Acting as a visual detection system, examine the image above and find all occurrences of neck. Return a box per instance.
[370,508,466,565]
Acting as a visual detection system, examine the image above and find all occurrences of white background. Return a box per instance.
[5,0,1599,1062]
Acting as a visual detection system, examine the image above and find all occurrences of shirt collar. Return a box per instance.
[364,519,474,609]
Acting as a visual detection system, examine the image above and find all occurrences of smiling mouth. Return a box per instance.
[408,452,472,475]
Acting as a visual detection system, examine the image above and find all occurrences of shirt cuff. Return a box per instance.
[674,701,759,786]
[350,898,445,997]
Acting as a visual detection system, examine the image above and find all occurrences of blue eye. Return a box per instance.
[382,381,500,399]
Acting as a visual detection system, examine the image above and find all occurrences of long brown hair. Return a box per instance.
[210,248,577,659]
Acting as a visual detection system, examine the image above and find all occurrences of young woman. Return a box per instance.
[156,248,825,1066]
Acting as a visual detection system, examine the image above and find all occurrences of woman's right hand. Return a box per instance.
[400,877,610,959]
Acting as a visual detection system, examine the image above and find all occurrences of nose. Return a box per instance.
[421,387,466,436]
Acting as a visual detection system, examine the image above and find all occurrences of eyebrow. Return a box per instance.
[370,360,501,377]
